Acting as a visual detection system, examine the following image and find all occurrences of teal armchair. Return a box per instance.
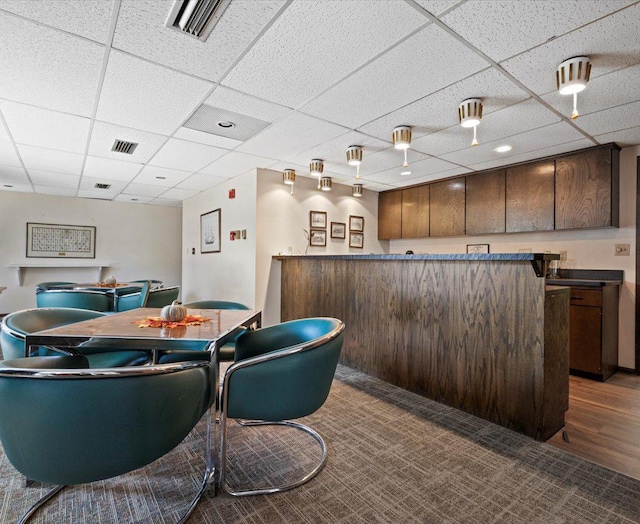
[36,289,110,312]
[145,286,180,307]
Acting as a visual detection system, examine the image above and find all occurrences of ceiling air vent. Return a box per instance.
[94,183,112,190]
[165,0,232,42]
[111,139,138,155]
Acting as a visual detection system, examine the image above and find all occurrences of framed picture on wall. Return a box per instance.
[331,222,346,239]
[310,211,327,229]
[201,209,221,253]
[349,232,364,249]
[349,215,364,232]
[309,228,327,246]
[26,222,96,258]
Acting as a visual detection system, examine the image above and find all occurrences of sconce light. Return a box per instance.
[352,184,363,197]
[320,177,332,191]
[309,159,324,189]
[458,98,482,146]
[346,145,363,180]
[557,56,591,119]
[283,169,295,195]
[392,125,412,175]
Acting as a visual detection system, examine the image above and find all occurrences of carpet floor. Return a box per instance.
[1,365,639,523]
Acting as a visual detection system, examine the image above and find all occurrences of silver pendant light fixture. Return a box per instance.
[352,184,363,198]
[392,126,412,175]
[282,169,296,195]
[309,159,324,189]
[320,177,332,191]
[557,56,591,119]
[458,98,482,146]
[346,145,363,180]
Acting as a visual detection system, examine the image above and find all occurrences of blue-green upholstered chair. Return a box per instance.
[36,289,110,312]
[131,279,163,287]
[219,317,345,496]
[113,280,151,312]
[0,355,217,523]
[0,308,149,367]
[34,281,75,293]
[145,286,180,308]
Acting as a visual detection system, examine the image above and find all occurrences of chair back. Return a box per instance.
[145,286,179,308]
[1,308,107,360]
[183,300,250,310]
[131,279,163,286]
[225,318,344,421]
[36,289,110,312]
[113,281,151,312]
[35,281,76,293]
[0,356,215,485]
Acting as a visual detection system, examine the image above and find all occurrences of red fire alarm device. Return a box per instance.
[229,231,235,241]
[228,189,236,199]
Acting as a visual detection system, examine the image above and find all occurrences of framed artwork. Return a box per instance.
[310,211,327,229]
[26,223,96,258]
[331,222,346,239]
[349,232,364,249]
[309,228,327,246]
[349,215,364,232]
[466,243,490,254]
[201,209,221,253]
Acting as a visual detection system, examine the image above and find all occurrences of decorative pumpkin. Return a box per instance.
[105,275,117,286]
[161,300,187,322]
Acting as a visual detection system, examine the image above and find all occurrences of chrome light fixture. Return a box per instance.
[557,56,591,119]
[392,126,412,175]
[320,177,332,191]
[346,145,363,180]
[309,159,324,189]
[458,98,482,146]
[352,184,363,198]
[283,169,296,195]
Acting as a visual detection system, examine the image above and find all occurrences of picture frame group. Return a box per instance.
[309,211,364,249]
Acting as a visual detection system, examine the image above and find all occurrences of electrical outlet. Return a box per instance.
[615,244,630,256]
[559,250,567,261]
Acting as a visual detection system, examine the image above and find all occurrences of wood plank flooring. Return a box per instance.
[548,372,640,480]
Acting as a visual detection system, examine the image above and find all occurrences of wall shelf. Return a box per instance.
[8,263,111,286]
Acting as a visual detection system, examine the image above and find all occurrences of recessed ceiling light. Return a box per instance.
[217,121,235,128]
[495,145,512,153]
[400,169,412,176]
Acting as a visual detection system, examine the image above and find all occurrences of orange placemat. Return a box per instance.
[136,315,211,329]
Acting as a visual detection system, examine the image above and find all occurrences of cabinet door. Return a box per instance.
[570,305,602,374]
[506,160,555,233]
[429,179,465,237]
[556,147,615,229]
[465,169,505,235]
[401,185,430,238]
[378,190,402,240]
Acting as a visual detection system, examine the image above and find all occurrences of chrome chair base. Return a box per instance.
[221,420,328,497]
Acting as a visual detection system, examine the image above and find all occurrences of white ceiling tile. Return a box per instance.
[113,0,285,82]
[33,185,78,197]
[132,165,192,187]
[149,198,182,207]
[114,194,154,204]
[573,100,640,137]
[594,126,640,148]
[149,138,227,171]
[203,86,292,123]
[0,181,33,193]
[77,188,116,200]
[0,165,28,182]
[0,0,115,43]
[0,142,21,167]
[83,155,143,182]
[301,24,489,128]
[89,121,168,164]
[173,128,241,149]
[28,169,79,188]
[0,100,90,153]
[413,1,463,17]
[122,182,167,198]
[17,145,84,174]
[96,51,214,135]
[236,112,347,159]
[0,11,104,116]
[199,151,274,178]
[363,156,463,183]
[222,0,428,108]
[158,187,199,200]
[176,174,226,191]
[80,176,128,193]
[0,120,10,142]
[260,160,309,179]
[389,167,473,187]
[502,3,640,96]
[362,148,432,177]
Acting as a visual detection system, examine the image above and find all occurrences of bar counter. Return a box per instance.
[275,253,568,441]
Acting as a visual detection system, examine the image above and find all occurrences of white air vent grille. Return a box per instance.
[94,183,112,190]
[111,139,138,155]
[165,0,232,41]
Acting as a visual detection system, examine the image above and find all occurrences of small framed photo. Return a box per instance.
[310,211,327,229]
[349,215,364,232]
[331,222,346,239]
[466,243,490,254]
[349,232,364,249]
[309,228,327,247]
[201,208,221,253]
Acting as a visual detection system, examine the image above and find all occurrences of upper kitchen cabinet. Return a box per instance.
[466,169,505,235]
[430,179,465,237]
[401,185,430,238]
[506,160,555,233]
[378,190,402,240]
[555,144,620,230]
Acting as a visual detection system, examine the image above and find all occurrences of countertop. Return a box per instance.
[273,253,560,261]
[546,278,622,287]
[547,269,623,287]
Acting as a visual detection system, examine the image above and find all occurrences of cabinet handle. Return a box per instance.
[570,296,583,300]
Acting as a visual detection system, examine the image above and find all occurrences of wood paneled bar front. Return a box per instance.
[276,253,568,441]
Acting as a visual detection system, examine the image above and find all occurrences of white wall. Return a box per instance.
[0,191,182,313]
[388,145,638,369]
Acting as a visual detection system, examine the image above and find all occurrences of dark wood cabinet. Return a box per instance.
[378,190,402,239]
[465,169,505,235]
[429,179,465,237]
[555,145,619,230]
[401,185,429,238]
[506,160,555,233]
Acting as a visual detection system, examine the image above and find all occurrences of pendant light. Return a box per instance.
[458,98,482,146]
[283,169,295,195]
[557,56,591,119]
[352,184,363,198]
[392,126,412,175]
[310,159,324,189]
[320,177,332,191]
[346,145,363,180]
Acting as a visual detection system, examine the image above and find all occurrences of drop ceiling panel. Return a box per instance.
[0,11,104,116]
[114,194,153,204]
[113,0,286,82]
[34,185,78,197]
[28,170,79,188]
[502,3,640,96]
[362,156,462,183]
[121,183,167,198]
[594,126,640,147]
[0,101,91,154]
[149,197,182,207]
[132,165,192,187]
[204,86,292,123]
[83,156,143,182]
[177,174,226,191]
[572,100,640,137]
[173,128,242,149]
[222,0,428,108]
[17,145,84,175]
[236,112,347,159]
[77,188,117,200]
[96,51,214,135]
[88,122,168,164]
[0,121,10,142]
[199,151,275,178]
[158,187,199,200]
[356,148,431,178]
[413,0,464,17]
[0,142,21,167]
[0,165,28,183]
[149,138,227,172]
[0,182,33,193]
[388,166,473,188]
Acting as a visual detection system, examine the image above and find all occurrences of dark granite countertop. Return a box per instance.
[547,278,622,287]
[273,253,560,261]
[547,269,624,287]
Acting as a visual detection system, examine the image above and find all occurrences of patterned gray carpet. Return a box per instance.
[1,365,639,523]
